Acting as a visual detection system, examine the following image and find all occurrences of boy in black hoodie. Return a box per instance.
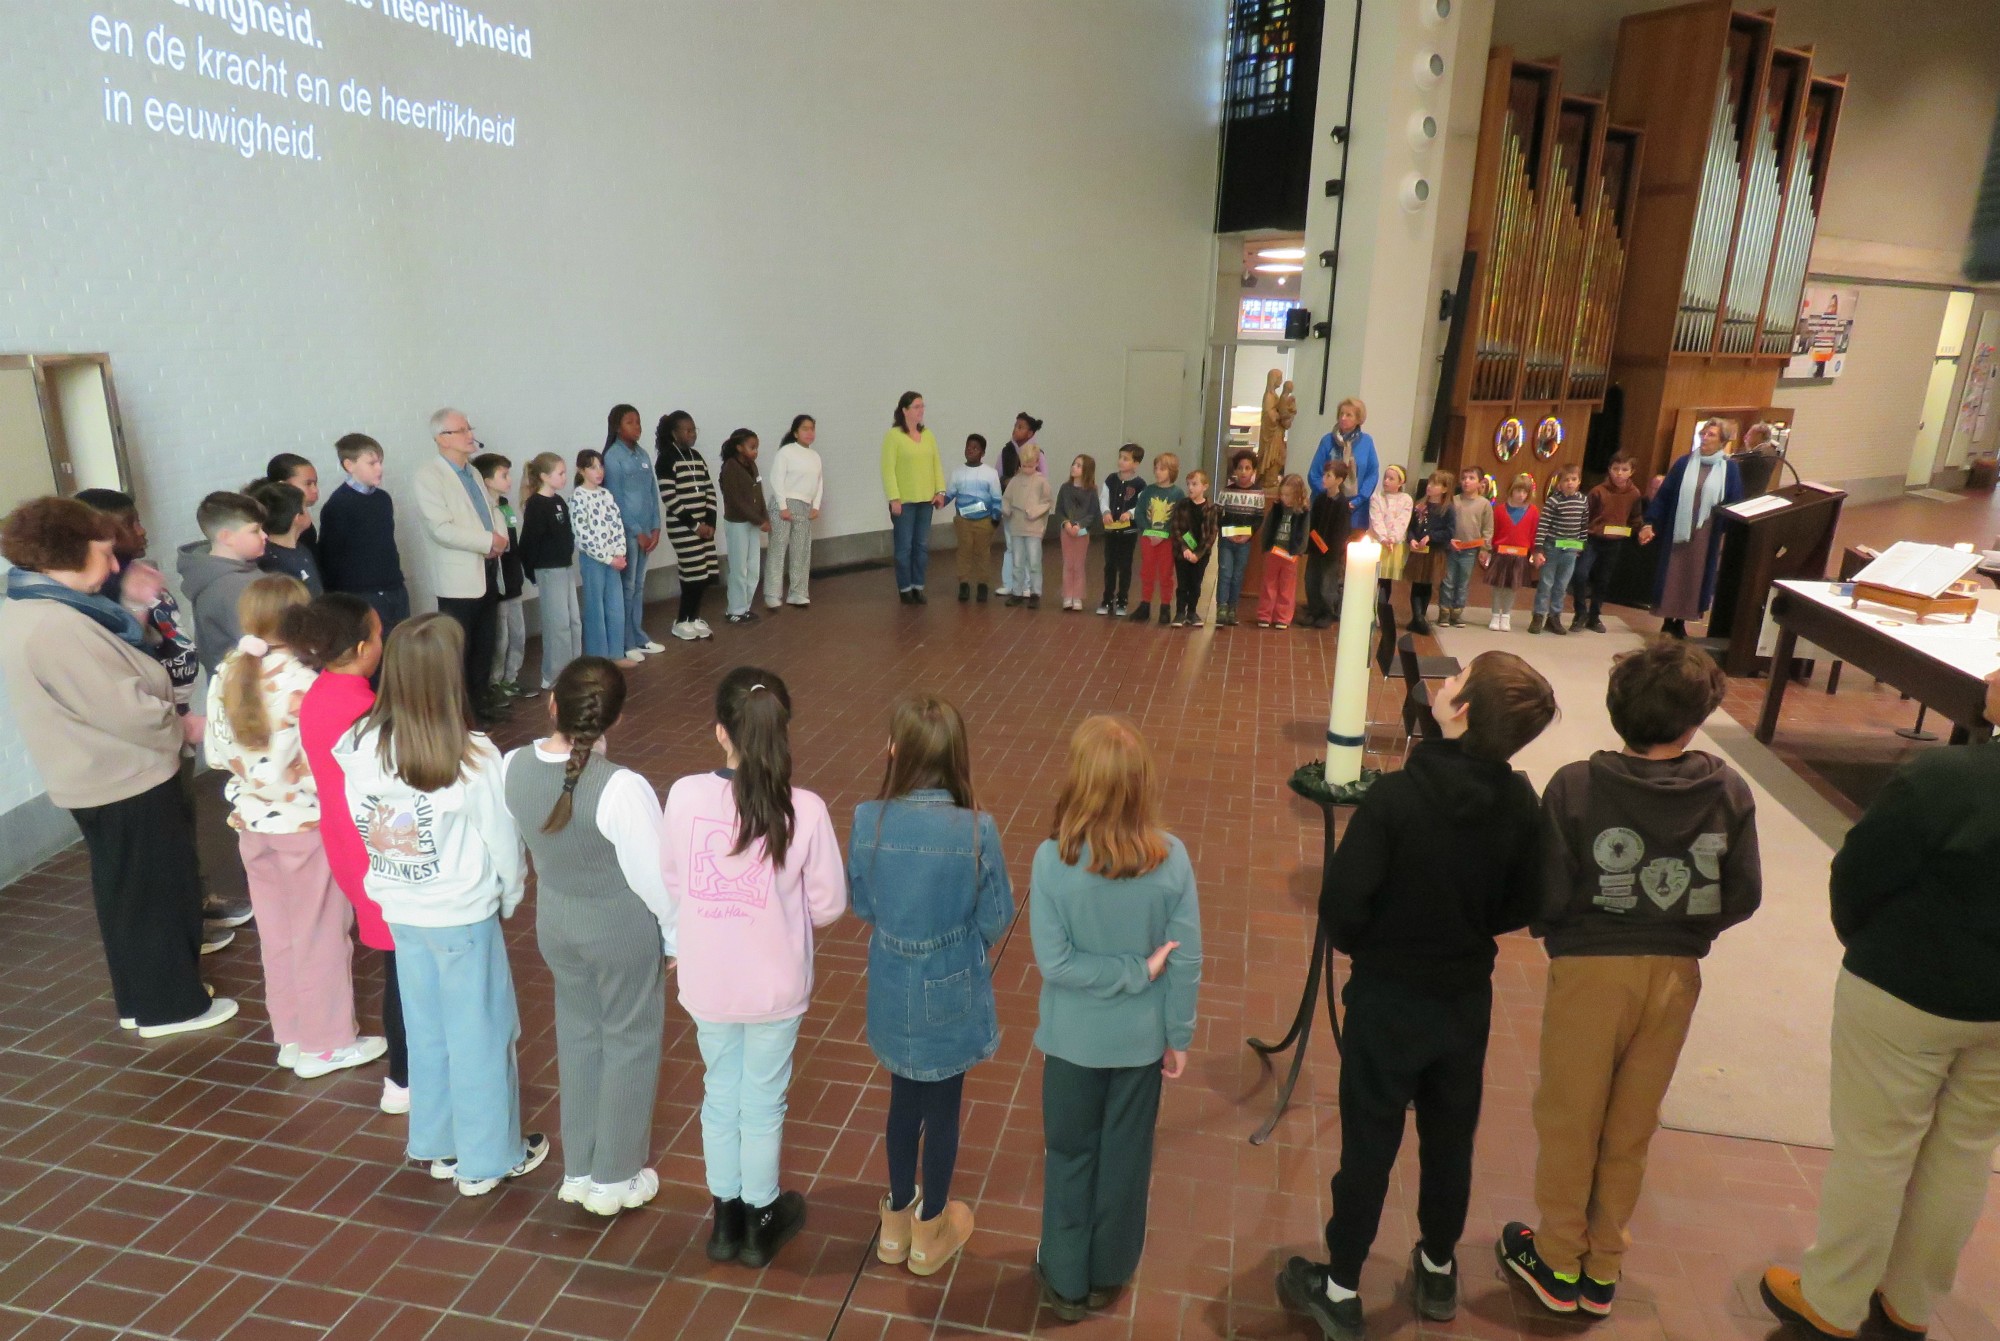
[1498,637,1760,1319]
[1279,651,1556,1341]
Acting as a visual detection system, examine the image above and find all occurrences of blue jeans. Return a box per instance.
[1217,538,1252,605]
[724,520,763,616]
[1442,549,1478,609]
[693,1014,802,1207]
[620,536,650,649]
[1532,547,1581,616]
[579,555,622,659]
[391,916,525,1181]
[891,502,933,592]
[1008,533,1044,595]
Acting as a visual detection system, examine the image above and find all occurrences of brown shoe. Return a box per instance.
[876,1189,916,1266]
[907,1200,973,1277]
[1759,1267,1856,1338]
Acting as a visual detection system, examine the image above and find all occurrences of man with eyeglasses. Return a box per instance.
[414,407,509,724]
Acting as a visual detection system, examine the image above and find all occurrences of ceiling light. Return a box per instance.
[1255,263,1304,274]
[1257,246,1307,260]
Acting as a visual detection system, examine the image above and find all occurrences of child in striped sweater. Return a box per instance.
[1530,464,1590,635]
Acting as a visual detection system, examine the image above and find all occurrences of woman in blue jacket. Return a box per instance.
[849,693,1015,1278]
[1646,418,1743,638]
[1308,397,1380,524]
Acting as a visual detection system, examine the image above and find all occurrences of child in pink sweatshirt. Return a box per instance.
[660,665,846,1270]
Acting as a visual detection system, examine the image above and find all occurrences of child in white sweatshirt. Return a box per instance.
[334,612,545,1198]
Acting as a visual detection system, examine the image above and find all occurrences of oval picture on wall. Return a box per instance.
[1495,417,1523,461]
[1535,415,1563,459]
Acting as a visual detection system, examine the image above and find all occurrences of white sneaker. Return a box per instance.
[582,1169,660,1217]
[119,1018,136,1030]
[692,619,714,637]
[277,1043,299,1069]
[1500,613,1512,631]
[785,598,809,607]
[379,1079,410,1115]
[456,1132,551,1197]
[137,998,239,1039]
[1488,612,1502,630]
[670,622,700,641]
[765,599,782,610]
[557,1174,591,1205]
[293,1036,388,1079]
[639,640,665,654]
[624,647,650,660]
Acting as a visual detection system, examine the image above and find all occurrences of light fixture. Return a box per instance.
[1414,50,1445,87]
[1255,263,1304,274]
[1256,246,1307,260]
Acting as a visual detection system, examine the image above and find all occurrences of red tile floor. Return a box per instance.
[2,513,1998,1340]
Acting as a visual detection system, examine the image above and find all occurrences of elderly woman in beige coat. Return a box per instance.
[0,497,236,1037]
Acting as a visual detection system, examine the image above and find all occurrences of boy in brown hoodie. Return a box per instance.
[1568,454,1652,633]
[1498,638,1761,1319]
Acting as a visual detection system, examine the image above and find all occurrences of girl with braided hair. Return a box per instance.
[501,657,671,1217]
[661,666,846,1268]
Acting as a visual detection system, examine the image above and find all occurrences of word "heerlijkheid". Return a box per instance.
[367,0,534,58]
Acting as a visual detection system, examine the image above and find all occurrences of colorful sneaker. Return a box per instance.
[379,1079,410,1115]
[1275,1256,1364,1341]
[293,1036,388,1079]
[1578,1274,1616,1317]
[1759,1267,1856,1338]
[1497,1223,1578,1315]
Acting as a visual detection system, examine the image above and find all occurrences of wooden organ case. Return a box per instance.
[1606,0,1845,480]
[1440,51,1643,497]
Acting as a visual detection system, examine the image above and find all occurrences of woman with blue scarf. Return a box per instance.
[1646,418,1743,639]
[0,497,235,1039]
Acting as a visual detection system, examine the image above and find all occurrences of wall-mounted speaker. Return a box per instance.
[1284,308,1313,341]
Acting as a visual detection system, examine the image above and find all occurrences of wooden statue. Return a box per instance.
[1257,368,1296,488]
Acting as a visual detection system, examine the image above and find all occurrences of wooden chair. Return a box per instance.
[1398,632,1460,739]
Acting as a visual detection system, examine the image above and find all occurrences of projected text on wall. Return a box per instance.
[87,0,533,163]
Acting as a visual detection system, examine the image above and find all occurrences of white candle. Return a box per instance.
[1327,536,1381,783]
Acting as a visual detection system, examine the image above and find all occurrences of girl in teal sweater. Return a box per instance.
[1030,714,1202,1321]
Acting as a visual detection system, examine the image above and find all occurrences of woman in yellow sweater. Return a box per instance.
[882,391,948,604]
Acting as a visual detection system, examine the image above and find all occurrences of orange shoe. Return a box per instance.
[1759,1267,1856,1338]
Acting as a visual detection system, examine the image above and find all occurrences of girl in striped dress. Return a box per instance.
[656,410,720,641]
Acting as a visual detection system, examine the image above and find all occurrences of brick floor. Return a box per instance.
[1,539,1996,1340]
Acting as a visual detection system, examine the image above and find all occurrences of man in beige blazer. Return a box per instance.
[415,407,508,722]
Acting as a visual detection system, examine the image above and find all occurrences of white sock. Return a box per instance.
[1323,1275,1359,1303]
[1419,1248,1453,1274]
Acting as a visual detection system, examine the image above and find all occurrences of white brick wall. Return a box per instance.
[0,0,1224,816]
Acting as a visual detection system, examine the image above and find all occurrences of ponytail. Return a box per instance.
[716,665,796,867]
[542,657,628,833]
[224,575,310,750]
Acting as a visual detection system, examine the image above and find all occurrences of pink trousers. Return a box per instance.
[238,830,358,1053]
[1259,552,1300,626]
[1061,530,1091,603]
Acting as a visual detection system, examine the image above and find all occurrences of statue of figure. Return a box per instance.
[1257,368,1297,488]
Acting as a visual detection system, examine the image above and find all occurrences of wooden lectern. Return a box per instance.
[1707,482,1846,676]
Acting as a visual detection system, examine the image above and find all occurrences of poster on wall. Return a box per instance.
[1955,311,1998,446]
[1783,284,1860,380]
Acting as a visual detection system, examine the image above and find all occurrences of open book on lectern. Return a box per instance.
[1850,541,1980,599]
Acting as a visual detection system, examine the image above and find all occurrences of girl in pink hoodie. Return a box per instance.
[660,665,846,1269]
[293,594,407,1116]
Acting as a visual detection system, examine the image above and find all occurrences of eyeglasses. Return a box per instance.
[440,426,475,437]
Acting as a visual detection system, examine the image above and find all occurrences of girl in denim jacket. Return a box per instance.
[849,693,1016,1277]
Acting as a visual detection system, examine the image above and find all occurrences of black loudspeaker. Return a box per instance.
[1284,308,1312,341]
